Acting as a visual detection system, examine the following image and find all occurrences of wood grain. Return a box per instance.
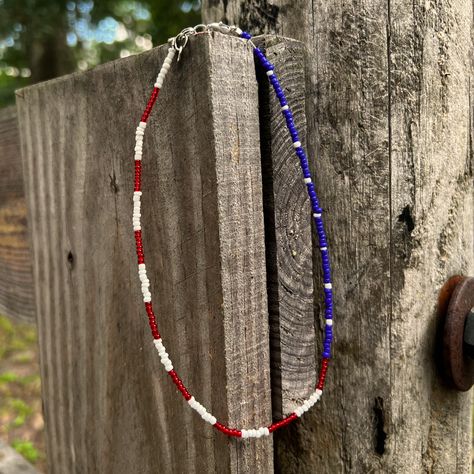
[253,36,316,418]
[0,106,34,323]
[203,1,474,472]
[17,33,273,473]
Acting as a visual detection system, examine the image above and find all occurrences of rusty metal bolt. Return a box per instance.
[439,276,474,391]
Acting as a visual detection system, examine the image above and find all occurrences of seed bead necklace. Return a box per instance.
[132,23,333,439]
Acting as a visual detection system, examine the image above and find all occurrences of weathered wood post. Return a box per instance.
[203,1,474,472]
[17,35,276,473]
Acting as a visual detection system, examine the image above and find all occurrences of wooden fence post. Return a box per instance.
[252,36,317,419]
[16,34,274,473]
[0,106,34,323]
[203,1,474,472]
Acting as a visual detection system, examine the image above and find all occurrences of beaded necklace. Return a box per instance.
[132,23,333,438]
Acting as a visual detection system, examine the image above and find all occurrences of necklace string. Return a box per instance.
[132,23,333,438]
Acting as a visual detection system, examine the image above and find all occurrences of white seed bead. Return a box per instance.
[164,57,173,65]
[320,247,327,251]
[304,177,312,184]
[326,319,333,326]
[281,104,289,111]
[295,406,304,417]
[235,27,243,36]
[143,295,151,302]
[133,225,141,231]
[266,70,274,76]
[135,155,142,161]
[138,121,147,129]
[313,212,322,218]
[155,81,163,89]
[316,389,323,396]
[162,63,171,71]
[293,141,302,148]
[324,283,332,289]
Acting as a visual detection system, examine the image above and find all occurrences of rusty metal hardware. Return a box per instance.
[463,309,474,359]
[439,276,474,391]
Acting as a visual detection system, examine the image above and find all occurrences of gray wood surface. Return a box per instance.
[17,33,273,474]
[203,2,474,473]
[0,106,34,323]
[253,36,316,418]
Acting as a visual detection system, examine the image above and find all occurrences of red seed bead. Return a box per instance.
[268,413,298,433]
[140,87,160,122]
[167,370,192,400]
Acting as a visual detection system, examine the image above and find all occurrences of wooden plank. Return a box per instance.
[17,33,273,473]
[388,2,473,471]
[0,106,34,323]
[252,36,316,418]
[203,2,474,472]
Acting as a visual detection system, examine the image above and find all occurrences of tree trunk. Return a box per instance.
[203,1,474,472]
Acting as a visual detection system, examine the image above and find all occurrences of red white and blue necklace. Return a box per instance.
[132,23,333,438]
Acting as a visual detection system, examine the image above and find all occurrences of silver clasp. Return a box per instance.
[168,23,241,61]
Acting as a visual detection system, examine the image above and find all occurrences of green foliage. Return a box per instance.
[11,439,39,463]
[0,0,202,106]
[0,371,20,384]
[10,398,33,427]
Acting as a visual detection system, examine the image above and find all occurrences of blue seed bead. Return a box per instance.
[241,31,252,39]
[300,159,309,168]
[255,40,334,362]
